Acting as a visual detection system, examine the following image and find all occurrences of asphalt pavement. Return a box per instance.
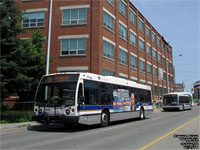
[1,106,199,150]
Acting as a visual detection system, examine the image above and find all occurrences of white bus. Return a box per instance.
[32,72,153,126]
[163,92,193,111]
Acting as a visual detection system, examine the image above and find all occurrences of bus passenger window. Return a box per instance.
[84,80,99,105]
[100,83,112,105]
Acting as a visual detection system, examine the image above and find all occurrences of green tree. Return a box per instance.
[0,0,46,102]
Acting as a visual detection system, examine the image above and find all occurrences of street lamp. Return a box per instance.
[167,54,182,93]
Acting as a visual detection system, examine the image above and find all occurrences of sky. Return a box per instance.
[131,0,200,92]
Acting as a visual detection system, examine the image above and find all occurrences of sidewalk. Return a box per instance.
[0,122,40,130]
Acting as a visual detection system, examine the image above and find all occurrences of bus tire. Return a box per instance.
[139,108,145,120]
[101,110,109,127]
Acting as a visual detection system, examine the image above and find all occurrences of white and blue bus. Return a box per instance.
[163,92,193,111]
[33,72,153,126]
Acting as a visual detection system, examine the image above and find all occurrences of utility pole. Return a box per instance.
[46,0,53,75]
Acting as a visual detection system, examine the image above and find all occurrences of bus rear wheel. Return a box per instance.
[101,110,109,127]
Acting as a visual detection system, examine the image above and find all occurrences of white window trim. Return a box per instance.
[140,57,145,62]
[120,0,127,6]
[140,79,146,82]
[139,36,144,42]
[157,36,160,40]
[119,20,127,28]
[147,62,152,65]
[130,29,137,35]
[152,31,156,35]
[152,47,156,51]
[60,5,90,10]
[24,8,48,13]
[164,86,167,88]
[146,25,150,30]
[163,55,166,58]
[119,45,128,52]
[103,36,116,46]
[146,42,151,47]
[131,76,138,81]
[158,52,161,55]
[130,8,136,15]
[57,66,88,72]
[119,73,128,78]
[139,17,144,23]
[58,34,89,40]
[103,7,115,19]
[154,83,158,86]
[148,81,152,85]
[130,52,137,57]
[159,85,163,87]
[153,65,158,68]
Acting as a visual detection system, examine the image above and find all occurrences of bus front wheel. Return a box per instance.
[139,108,145,120]
[101,110,109,127]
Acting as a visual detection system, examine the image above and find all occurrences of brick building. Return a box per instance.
[16,0,175,102]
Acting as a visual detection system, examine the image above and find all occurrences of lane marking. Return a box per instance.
[139,115,200,150]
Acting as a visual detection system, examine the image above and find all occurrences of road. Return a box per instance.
[1,106,200,150]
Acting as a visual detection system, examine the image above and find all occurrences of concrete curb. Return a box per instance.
[0,122,41,129]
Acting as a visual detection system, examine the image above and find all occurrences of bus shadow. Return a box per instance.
[162,109,185,112]
[28,117,148,133]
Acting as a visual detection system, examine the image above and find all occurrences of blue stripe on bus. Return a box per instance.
[78,102,152,111]
[136,102,153,107]
[78,105,113,111]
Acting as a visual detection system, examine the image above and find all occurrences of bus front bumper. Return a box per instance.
[32,115,79,124]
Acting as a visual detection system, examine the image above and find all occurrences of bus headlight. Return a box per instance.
[65,109,70,115]
[38,109,43,115]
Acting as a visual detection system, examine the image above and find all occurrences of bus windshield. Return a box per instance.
[163,95,178,105]
[35,74,79,106]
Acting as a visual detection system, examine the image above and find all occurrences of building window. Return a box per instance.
[162,41,165,50]
[119,48,127,65]
[140,59,145,72]
[139,38,144,51]
[62,8,86,25]
[152,32,156,43]
[106,0,114,5]
[103,40,114,59]
[160,87,163,96]
[23,12,45,28]
[102,69,115,76]
[153,49,157,60]
[164,88,167,94]
[119,0,126,16]
[153,66,158,77]
[163,72,167,80]
[158,53,161,63]
[103,11,114,31]
[119,23,127,40]
[147,63,152,75]
[130,55,137,69]
[157,37,160,48]
[130,9,136,25]
[163,57,166,66]
[130,32,136,47]
[138,18,144,32]
[154,85,158,96]
[146,25,150,38]
[61,38,86,56]
[146,44,151,56]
